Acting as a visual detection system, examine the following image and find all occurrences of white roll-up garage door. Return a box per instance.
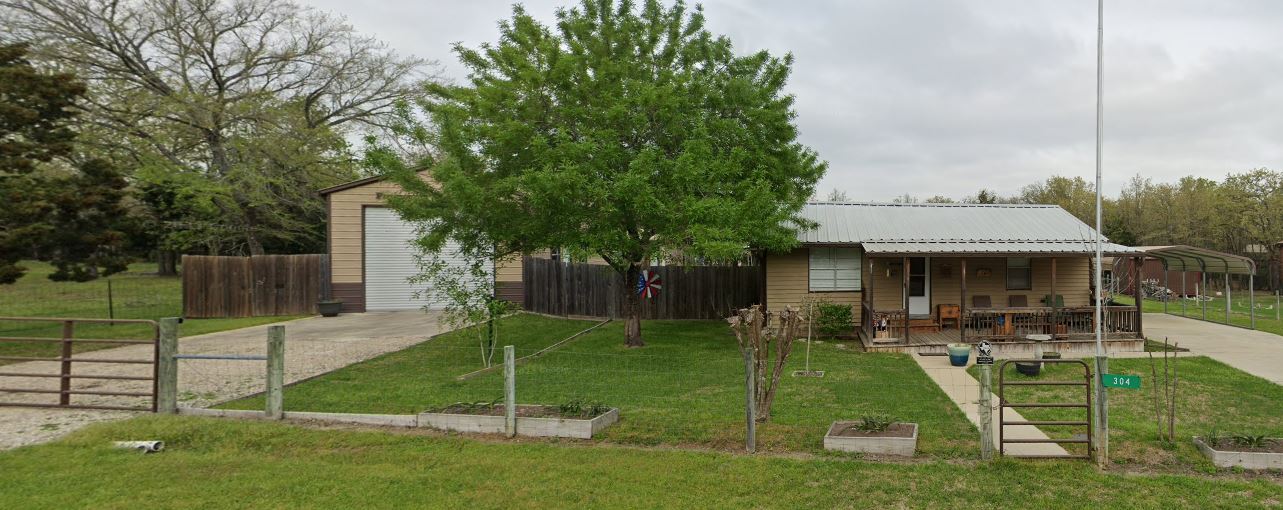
[363,207,488,311]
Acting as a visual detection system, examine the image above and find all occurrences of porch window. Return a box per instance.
[1006,257,1032,290]
[809,248,861,291]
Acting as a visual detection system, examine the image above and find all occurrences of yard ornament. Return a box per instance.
[637,269,662,298]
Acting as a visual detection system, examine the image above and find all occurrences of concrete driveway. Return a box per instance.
[1144,313,1283,385]
[0,310,448,450]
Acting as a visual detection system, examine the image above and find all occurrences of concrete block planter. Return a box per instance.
[823,421,918,457]
[418,405,619,439]
[1194,437,1283,470]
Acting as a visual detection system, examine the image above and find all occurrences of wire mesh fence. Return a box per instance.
[0,271,180,339]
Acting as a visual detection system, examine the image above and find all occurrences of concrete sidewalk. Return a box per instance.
[912,354,1069,457]
[1144,313,1283,385]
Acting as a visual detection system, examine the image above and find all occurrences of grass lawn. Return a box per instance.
[0,261,304,365]
[222,314,978,457]
[2,416,1281,509]
[1114,294,1283,338]
[972,356,1283,470]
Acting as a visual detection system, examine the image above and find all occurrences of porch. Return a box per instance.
[857,254,1146,355]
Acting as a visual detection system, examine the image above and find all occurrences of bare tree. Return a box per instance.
[4,0,439,254]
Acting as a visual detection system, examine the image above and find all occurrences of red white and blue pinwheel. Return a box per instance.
[637,269,663,298]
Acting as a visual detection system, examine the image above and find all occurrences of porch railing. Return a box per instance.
[863,305,1140,343]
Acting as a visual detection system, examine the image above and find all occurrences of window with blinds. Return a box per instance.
[809,247,861,291]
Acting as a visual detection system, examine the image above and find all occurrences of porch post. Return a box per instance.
[1050,257,1058,340]
[865,257,875,339]
[960,258,968,344]
[1133,256,1143,338]
[903,256,910,345]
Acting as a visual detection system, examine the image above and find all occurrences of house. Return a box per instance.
[318,174,524,313]
[764,202,1147,355]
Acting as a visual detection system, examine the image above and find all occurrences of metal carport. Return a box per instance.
[1137,245,1261,329]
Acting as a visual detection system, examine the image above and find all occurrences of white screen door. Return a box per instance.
[908,257,930,316]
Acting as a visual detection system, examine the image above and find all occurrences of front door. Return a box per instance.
[908,257,930,317]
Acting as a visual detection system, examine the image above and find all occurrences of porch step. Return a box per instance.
[908,318,940,333]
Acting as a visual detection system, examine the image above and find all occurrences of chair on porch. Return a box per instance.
[967,296,993,334]
[1008,295,1039,336]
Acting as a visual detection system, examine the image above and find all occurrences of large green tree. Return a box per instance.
[5,0,432,256]
[0,43,130,282]
[378,0,825,346]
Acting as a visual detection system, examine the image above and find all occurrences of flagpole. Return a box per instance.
[1092,0,1108,466]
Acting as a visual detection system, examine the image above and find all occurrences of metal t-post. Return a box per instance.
[504,345,516,437]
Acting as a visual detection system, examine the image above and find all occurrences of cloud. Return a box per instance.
[302,0,1283,200]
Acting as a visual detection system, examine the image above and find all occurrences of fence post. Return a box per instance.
[743,347,756,453]
[59,321,74,406]
[265,325,285,419]
[504,345,516,437]
[156,317,179,414]
[978,364,993,460]
[1094,355,1108,466]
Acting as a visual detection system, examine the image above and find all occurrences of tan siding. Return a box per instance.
[328,175,424,284]
[765,248,862,324]
[868,255,1093,315]
[495,255,523,283]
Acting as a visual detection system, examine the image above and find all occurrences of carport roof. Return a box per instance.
[1137,245,1257,275]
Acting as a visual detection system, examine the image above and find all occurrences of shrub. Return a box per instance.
[813,301,854,337]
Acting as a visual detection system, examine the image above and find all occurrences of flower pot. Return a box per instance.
[946,343,971,367]
[317,300,343,317]
[1015,361,1041,376]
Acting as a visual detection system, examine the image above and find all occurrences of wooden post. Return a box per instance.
[1201,269,1208,321]
[1050,257,1058,339]
[58,321,74,406]
[978,363,993,460]
[504,345,516,437]
[265,325,285,419]
[960,258,968,344]
[903,256,910,344]
[743,347,756,453]
[156,317,179,414]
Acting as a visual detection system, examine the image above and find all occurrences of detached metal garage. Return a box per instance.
[320,174,521,313]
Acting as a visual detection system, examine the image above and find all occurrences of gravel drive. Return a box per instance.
[0,311,448,450]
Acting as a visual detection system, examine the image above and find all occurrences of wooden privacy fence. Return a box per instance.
[182,255,330,318]
[523,257,761,320]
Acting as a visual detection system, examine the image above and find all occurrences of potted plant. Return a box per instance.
[946,343,971,367]
[317,299,343,317]
[824,415,918,457]
[1015,360,1041,376]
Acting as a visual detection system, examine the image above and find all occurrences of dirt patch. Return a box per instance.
[829,422,915,438]
[1202,438,1283,454]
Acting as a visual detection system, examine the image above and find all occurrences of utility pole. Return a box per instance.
[1092,0,1109,467]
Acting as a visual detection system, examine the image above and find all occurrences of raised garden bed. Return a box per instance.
[418,404,619,439]
[1194,437,1283,470]
[823,421,918,457]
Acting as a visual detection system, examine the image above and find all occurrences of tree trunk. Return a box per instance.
[156,250,178,276]
[623,264,645,348]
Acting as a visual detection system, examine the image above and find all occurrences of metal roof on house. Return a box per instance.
[797,202,1140,255]
[1134,245,1256,275]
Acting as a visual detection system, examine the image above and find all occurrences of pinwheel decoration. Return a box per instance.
[637,269,663,298]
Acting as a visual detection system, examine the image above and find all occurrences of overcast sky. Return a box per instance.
[302,0,1283,201]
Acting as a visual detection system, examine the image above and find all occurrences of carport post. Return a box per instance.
[1225,273,1232,326]
[156,317,179,414]
[1201,271,1208,321]
[1163,266,1169,314]
[1181,271,1187,316]
[1249,276,1256,330]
